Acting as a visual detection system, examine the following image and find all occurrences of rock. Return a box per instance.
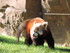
[4,7,24,36]
[0,0,26,11]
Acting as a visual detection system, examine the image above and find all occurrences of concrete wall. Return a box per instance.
[43,0,70,46]
[23,0,43,19]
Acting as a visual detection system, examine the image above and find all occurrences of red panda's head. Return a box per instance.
[30,21,48,39]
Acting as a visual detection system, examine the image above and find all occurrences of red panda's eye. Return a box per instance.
[34,28,38,32]
[43,24,46,27]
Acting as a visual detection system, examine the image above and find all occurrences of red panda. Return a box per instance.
[16,17,54,49]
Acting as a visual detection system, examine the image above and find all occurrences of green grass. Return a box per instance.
[0,35,70,53]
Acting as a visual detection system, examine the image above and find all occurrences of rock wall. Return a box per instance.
[0,0,50,35]
[0,0,26,36]
[0,0,26,10]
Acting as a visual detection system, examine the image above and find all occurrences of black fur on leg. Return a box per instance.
[44,26,55,49]
[24,37,32,45]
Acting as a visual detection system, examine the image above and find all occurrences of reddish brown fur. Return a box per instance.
[26,17,45,35]
[16,17,54,49]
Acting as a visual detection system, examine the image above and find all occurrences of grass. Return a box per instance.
[0,35,70,53]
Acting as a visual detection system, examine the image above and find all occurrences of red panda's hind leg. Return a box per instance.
[16,23,25,43]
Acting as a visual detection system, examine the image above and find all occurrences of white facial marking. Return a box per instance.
[30,21,42,38]
[30,21,48,38]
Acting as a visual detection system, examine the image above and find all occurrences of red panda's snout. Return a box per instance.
[33,32,38,38]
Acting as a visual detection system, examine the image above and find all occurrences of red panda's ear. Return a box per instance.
[33,21,36,24]
[32,21,37,27]
[43,22,48,30]
[42,22,48,26]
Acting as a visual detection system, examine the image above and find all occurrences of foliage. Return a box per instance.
[0,35,70,53]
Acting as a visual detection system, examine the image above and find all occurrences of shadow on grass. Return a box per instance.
[55,47,70,52]
[0,35,70,52]
[0,35,23,44]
